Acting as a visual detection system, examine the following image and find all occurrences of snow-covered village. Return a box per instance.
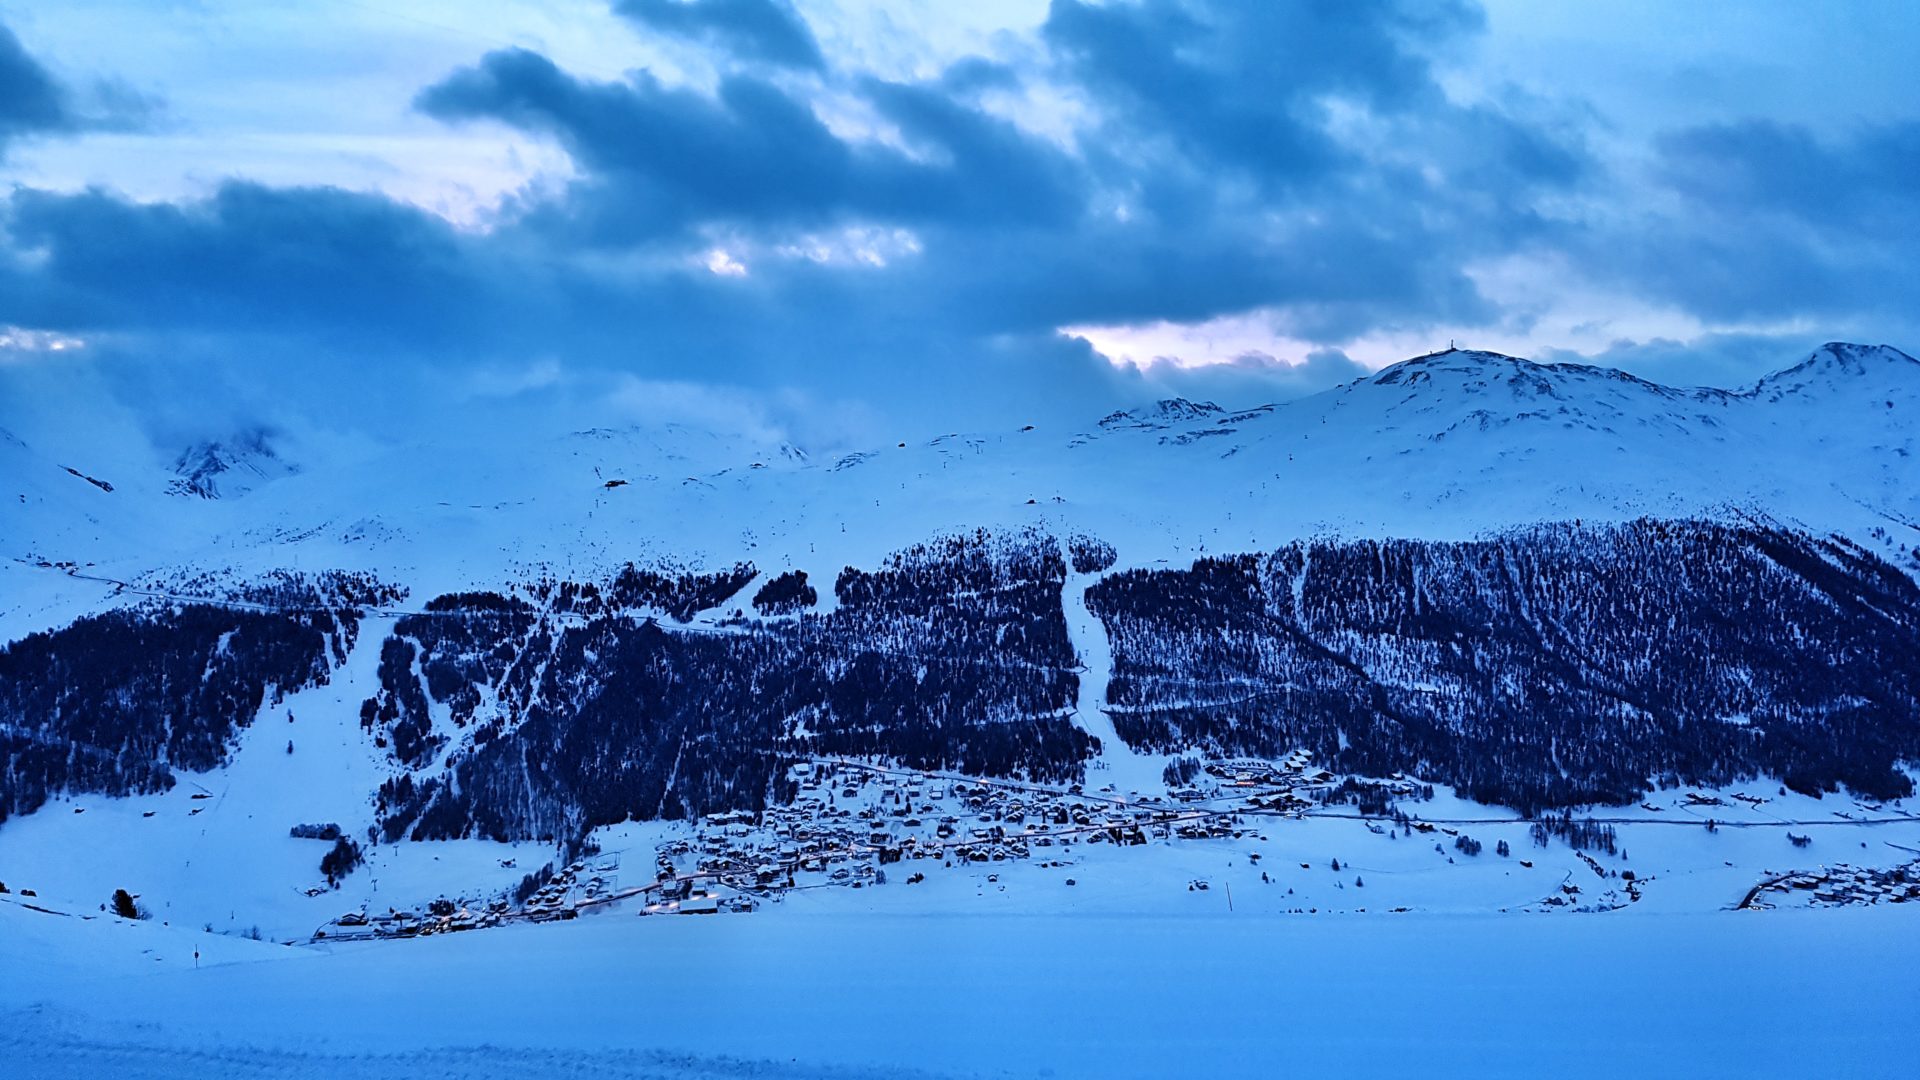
[308,754,1920,939]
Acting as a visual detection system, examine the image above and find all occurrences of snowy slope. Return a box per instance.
[8,342,1919,640]
[4,894,1918,1079]
[1,424,150,561]
[5,342,1920,959]
[167,430,300,500]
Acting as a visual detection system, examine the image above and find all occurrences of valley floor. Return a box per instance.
[4,898,1917,1079]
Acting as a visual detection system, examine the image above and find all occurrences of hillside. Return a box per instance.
[8,343,1920,630]
[3,343,1919,936]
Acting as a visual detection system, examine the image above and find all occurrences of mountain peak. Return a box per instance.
[1784,341,1915,376]
[1097,397,1224,430]
[1748,342,1920,399]
[1361,347,1669,399]
[168,430,296,500]
[1368,348,1539,386]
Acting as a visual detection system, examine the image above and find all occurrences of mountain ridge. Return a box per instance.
[7,339,1919,637]
[4,339,1920,939]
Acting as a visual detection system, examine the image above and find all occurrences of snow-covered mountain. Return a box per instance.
[10,342,1918,616]
[167,430,298,500]
[4,342,1920,940]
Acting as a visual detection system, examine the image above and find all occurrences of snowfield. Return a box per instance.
[4,898,1917,1079]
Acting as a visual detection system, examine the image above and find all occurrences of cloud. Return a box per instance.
[415,47,1084,244]
[1568,119,1920,330]
[0,0,1912,460]
[613,0,824,71]
[0,175,1130,452]
[0,23,81,157]
[0,0,1609,450]
[1116,346,1373,404]
[1657,119,1920,230]
[0,21,155,160]
[1536,332,1835,391]
[1041,0,1483,189]
[1,182,509,346]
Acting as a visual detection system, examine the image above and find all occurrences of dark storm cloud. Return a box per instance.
[1041,0,1482,189]
[1573,119,1920,330]
[613,0,825,71]
[415,48,1082,243]
[1537,333,1833,391]
[1657,120,1920,229]
[409,0,1579,340]
[0,21,156,160]
[1,183,509,346]
[0,22,89,159]
[2,0,1909,450]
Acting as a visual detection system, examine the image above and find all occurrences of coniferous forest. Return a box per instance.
[374,529,1087,842]
[1088,520,1920,813]
[6,521,1920,837]
[0,604,351,823]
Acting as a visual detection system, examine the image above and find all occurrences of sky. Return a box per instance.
[1,0,1917,458]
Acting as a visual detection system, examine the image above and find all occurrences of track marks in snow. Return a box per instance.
[0,1029,953,1080]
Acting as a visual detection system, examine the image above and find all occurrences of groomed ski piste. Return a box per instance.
[7,344,1920,1076]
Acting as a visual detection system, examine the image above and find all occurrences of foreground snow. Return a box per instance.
[4,898,1916,1079]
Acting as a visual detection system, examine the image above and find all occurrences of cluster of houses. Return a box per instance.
[643,753,1343,906]
[321,749,1351,940]
[323,854,643,940]
[525,855,644,918]
[1747,860,1920,909]
[326,898,511,939]
[1179,753,1338,812]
